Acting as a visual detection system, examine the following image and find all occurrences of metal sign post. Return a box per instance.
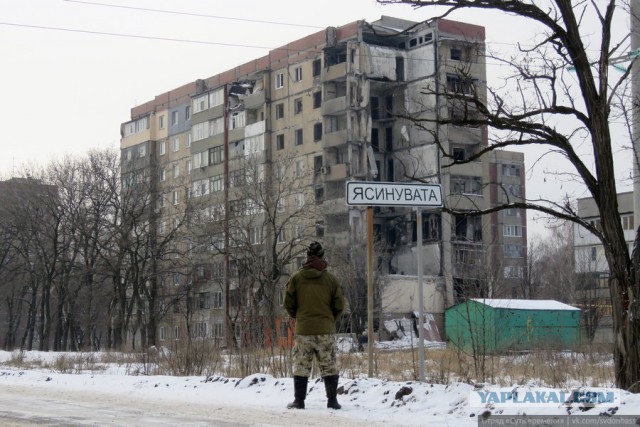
[346,181,442,381]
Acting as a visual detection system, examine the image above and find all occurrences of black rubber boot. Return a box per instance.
[324,374,342,409]
[287,375,308,409]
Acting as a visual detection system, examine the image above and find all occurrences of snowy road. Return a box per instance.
[0,383,391,427]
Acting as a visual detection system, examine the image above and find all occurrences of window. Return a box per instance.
[186,159,192,174]
[250,226,263,245]
[172,190,180,205]
[622,215,634,230]
[275,103,284,119]
[591,246,597,261]
[504,208,521,217]
[210,174,224,193]
[159,168,166,182]
[504,225,523,237]
[452,176,482,195]
[172,138,180,152]
[159,141,166,155]
[174,326,180,340]
[193,151,209,168]
[502,164,521,177]
[187,133,192,148]
[446,74,477,95]
[504,266,524,278]
[313,123,323,141]
[230,169,245,187]
[212,291,223,309]
[159,327,166,341]
[172,163,180,178]
[294,66,303,82]
[504,244,524,258]
[313,91,322,108]
[209,145,224,165]
[450,48,462,60]
[212,323,224,338]
[275,72,284,89]
[192,122,208,141]
[198,292,210,310]
[294,98,303,114]
[193,322,207,338]
[277,198,285,213]
[295,128,304,146]
[295,192,305,208]
[209,89,223,108]
[230,111,245,129]
[209,117,224,136]
[296,159,305,178]
[312,59,321,77]
[277,228,286,243]
[505,184,521,197]
[159,115,165,129]
[193,94,208,113]
[453,148,465,161]
[276,134,285,150]
[185,105,191,120]
[370,97,380,120]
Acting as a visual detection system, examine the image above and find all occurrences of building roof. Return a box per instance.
[470,298,579,311]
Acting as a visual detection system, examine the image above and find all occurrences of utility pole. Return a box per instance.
[632,1,640,229]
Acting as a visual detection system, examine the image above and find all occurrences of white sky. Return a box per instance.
[0,349,636,426]
[0,0,635,238]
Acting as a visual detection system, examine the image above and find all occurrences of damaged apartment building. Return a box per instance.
[120,16,527,345]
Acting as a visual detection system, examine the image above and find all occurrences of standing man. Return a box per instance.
[284,241,345,410]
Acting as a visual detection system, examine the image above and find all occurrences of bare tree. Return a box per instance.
[378,0,640,391]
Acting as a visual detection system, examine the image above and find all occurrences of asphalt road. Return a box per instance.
[0,384,387,427]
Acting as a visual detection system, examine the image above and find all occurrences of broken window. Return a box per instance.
[370,97,380,120]
[450,48,462,61]
[451,175,482,195]
[276,134,284,150]
[446,75,477,95]
[295,128,303,146]
[453,147,465,161]
[313,91,322,108]
[294,98,303,114]
[312,59,321,77]
[371,128,379,152]
[313,123,322,141]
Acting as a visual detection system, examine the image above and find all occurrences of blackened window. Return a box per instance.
[313,123,323,141]
[313,91,322,108]
[312,59,321,77]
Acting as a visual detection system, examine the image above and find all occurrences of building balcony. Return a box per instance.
[243,91,266,110]
[322,96,347,116]
[321,163,348,181]
[322,129,350,149]
[448,162,482,176]
[321,62,347,82]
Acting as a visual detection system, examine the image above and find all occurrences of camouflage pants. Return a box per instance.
[292,334,338,377]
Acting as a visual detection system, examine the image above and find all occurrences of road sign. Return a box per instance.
[346,181,443,207]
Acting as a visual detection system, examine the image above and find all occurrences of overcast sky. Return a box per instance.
[0,0,634,238]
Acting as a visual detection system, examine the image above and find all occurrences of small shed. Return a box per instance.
[445,299,581,353]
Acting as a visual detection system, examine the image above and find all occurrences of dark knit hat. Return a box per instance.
[307,241,325,258]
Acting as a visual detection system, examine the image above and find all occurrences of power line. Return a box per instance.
[63,0,324,29]
[0,22,280,50]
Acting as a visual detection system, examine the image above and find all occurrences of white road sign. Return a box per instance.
[346,181,443,207]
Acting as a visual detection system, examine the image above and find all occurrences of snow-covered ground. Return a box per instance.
[0,350,638,426]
